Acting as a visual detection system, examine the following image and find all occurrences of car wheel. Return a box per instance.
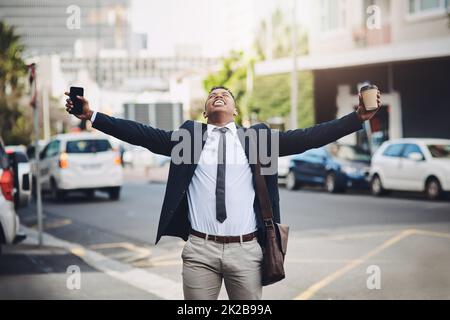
[286,171,300,191]
[85,189,95,200]
[51,179,65,202]
[108,187,121,201]
[425,177,442,201]
[371,175,387,196]
[325,172,344,193]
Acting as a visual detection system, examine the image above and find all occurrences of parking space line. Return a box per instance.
[294,229,415,300]
[413,229,450,240]
[294,230,401,242]
[88,242,152,263]
[31,218,72,230]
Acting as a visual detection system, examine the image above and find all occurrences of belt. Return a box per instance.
[190,229,258,244]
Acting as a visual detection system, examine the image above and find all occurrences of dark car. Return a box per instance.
[285,143,371,193]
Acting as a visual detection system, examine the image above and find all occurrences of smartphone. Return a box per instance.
[69,86,84,115]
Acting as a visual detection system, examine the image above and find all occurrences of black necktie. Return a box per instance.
[216,127,228,223]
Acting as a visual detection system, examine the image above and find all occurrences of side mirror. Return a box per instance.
[408,152,424,162]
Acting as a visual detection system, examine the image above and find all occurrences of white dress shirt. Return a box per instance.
[187,122,257,236]
[91,114,257,236]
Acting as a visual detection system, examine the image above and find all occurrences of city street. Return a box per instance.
[2,169,450,300]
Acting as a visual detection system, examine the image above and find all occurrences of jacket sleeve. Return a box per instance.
[278,112,363,157]
[92,112,173,156]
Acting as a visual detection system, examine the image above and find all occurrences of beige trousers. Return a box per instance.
[181,234,263,300]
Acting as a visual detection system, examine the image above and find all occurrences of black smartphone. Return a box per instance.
[69,86,84,115]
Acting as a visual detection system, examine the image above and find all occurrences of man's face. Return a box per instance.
[204,88,236,118]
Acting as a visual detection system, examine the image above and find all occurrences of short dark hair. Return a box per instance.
[209,86,235,101]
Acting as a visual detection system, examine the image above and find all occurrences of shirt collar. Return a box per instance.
[207,121,237,136]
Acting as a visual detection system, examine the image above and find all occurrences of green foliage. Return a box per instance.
[249,71,315,129]
[0,21,31,145]
[254,7,308,60]
[203,7,313,129]
[203,51,250,125]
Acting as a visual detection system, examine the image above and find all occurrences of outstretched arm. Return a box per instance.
[279,92,381,157]
[64,92,173,156]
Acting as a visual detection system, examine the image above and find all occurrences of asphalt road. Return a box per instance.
[14,181,450,299]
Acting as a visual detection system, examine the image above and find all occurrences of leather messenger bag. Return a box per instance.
[254,161,289,286]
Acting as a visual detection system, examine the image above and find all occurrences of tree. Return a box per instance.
[249,71,314,129]
[0,21,30,145]
[254,8,308,60]
[203,51,250,125]
[250,8,314,129]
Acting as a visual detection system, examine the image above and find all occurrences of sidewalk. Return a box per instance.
[0,230,164,300]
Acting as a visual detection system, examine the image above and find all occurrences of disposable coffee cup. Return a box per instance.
[360,85,379,111]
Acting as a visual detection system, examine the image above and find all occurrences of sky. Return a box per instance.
[130,0,312,57]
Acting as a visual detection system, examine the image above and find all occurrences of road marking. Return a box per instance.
[413,229,450,240]
[70,247,85,257]
[294,229,416,300]
[287,258,390,264]
[293,230,402,242]
[31,218,72,230]
[22,226,183,300]
[89,242,152,263]
[134,259,182,268]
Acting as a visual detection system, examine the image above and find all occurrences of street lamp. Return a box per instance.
[290,0,298,130]
[28,63,44,246]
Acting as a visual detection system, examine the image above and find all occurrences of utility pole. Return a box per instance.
[290,0,298,130]
[29,63,43,246]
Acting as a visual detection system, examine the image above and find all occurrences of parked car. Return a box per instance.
[0,138,26,254]
[122,143,169,168]
[5,146,32,208]
[277,156,292,184]
[370,139,450,200]
[286,143,371,193]
[36,132,123,201]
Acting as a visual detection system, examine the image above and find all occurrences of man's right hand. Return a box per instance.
[64,92,94,121]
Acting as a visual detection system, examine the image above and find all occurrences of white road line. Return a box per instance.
[22,225,183,300]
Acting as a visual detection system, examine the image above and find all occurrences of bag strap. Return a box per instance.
[254,160,275,226]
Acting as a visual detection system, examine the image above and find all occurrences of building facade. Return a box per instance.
[0,0,135,57]
[256,0,450,150]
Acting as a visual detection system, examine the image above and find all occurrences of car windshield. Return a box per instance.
[66,139,112,154]
[336,145,371,162]
[427,144,450,159]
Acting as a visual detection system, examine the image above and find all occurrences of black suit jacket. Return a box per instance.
[92,112,363,245]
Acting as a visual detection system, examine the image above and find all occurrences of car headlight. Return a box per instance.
[341,165,359,175]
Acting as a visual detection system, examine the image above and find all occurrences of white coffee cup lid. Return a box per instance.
[360,84,378,92]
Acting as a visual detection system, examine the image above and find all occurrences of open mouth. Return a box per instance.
[213,99,225,107]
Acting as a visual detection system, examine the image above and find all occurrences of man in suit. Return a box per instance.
[65,87,380,300]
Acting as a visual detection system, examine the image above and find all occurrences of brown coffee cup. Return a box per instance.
[360,84,379,111]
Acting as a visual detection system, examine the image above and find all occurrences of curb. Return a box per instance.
[21,225,183,300]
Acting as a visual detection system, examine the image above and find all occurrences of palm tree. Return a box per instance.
[0,21,30,145]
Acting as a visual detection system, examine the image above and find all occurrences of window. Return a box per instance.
[0,144,9,169]
[383,144,405,157]
[44,140,60,158]
[408,0,448,15]
[319,0,347,32]
[428,144,450,158]
[336,145,372,162]
[402,144,424,159]
[304,148,328,159]
[66,139,112,154]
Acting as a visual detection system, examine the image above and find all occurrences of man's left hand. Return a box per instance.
[355,90,381,122]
